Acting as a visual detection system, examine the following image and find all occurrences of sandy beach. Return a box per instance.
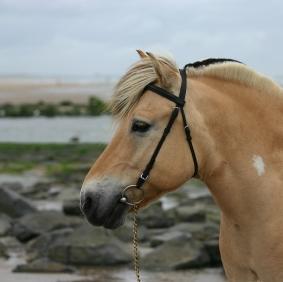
[0,78,114,104]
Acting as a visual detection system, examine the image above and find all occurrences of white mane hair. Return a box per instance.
[110,56,178,118]
[187,62,282,97]
[110,53,282,119]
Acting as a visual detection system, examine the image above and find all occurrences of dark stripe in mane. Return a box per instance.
[187,58,243,69]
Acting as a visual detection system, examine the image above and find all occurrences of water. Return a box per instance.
[0,116,114,143]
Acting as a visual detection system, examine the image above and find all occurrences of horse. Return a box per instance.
[80,50,283,282]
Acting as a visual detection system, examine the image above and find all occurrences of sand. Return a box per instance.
[0,259,85,282]
[0,258,226,282]
[0,78,114,104]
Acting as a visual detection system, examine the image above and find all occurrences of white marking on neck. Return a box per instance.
[252,155,265,176]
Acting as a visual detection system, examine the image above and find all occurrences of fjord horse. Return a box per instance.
[81,51,283,282]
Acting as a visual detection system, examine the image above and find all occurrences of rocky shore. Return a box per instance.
[0,143,224,280]
[0,175,222,274]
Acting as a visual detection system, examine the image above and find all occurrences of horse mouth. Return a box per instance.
[103,202,129,229]
[83,199,129,230]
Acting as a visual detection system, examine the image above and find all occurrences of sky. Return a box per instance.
[0,0,283,79]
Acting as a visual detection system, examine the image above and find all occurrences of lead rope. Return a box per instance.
[133,204,141,282]
[124,67,199,282]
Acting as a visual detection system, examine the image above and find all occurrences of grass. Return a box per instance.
[0,143,106,178]
[0,143,106,161]
[0,162,35,174]
[0,97,109,117]
[45,162,85,178]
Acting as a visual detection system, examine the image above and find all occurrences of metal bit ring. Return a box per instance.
[120,185,144,206]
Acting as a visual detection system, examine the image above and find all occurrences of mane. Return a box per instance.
[111,56,282,118]
[187,59,283,97]
[110,56,177,118]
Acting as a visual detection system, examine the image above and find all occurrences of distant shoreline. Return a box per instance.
[0,79,115,105]
[0,97,108,118]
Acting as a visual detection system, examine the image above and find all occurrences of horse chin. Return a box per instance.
[103,202,129,229]
[103,212,127,229]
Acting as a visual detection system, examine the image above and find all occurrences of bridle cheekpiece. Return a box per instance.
[120,65,198,206]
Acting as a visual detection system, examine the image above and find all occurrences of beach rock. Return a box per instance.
[48,186,61,197]
[63,199,82,216]
[205,206,221,224]
[143,235,210,270]
[138,202,175,229]
[204,239,222,266]
[175,204,206,223]
[56,186,81,202]
[150,230,190,247]
[172,222,219,241]
[0,236,23,254]
[113,220,148,243]
[190,194,215,205]
[13,258,75,273]
[146,228,170,241]
[0,182,24,194]
[0,214,12,236]
[0,243,7,257]
[184,185,214,203]
[48,223,131,266]
[22,182,52,200]
[11,210,83,242]
[26,228,74,262]
[0,186,37,218]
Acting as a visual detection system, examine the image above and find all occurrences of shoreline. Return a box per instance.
[0,259,85,282]
[0,259,225,282]
[0,80,114,105]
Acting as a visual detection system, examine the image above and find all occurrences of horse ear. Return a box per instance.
[146,52,165,83]
[136,50,147,59]
[146,52,174,87]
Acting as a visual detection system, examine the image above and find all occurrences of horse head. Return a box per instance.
[80,51,199,229]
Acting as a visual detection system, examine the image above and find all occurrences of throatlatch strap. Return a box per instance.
[180,107,198,177]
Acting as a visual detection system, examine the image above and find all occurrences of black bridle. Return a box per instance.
[120,65,198,206]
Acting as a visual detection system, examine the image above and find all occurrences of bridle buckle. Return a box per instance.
[140,173,148,181]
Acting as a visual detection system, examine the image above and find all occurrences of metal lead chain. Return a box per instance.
[133,204,141,282]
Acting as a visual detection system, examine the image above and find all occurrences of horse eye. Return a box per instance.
[132,120,151,133]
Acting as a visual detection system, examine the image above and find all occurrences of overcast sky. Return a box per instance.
[0,0,282,79]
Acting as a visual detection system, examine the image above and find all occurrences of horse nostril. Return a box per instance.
[82,196,93,214]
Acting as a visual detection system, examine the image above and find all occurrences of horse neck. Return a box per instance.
[189,76,283,225]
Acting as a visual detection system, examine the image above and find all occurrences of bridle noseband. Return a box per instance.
[120,65,198,206]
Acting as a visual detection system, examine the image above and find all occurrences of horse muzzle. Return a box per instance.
[80,179,131,229]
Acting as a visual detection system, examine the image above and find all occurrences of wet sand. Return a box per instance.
[0,259,84,282]
[82,267,226,282]
[0,79,114,104]
[0,259,226,282]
